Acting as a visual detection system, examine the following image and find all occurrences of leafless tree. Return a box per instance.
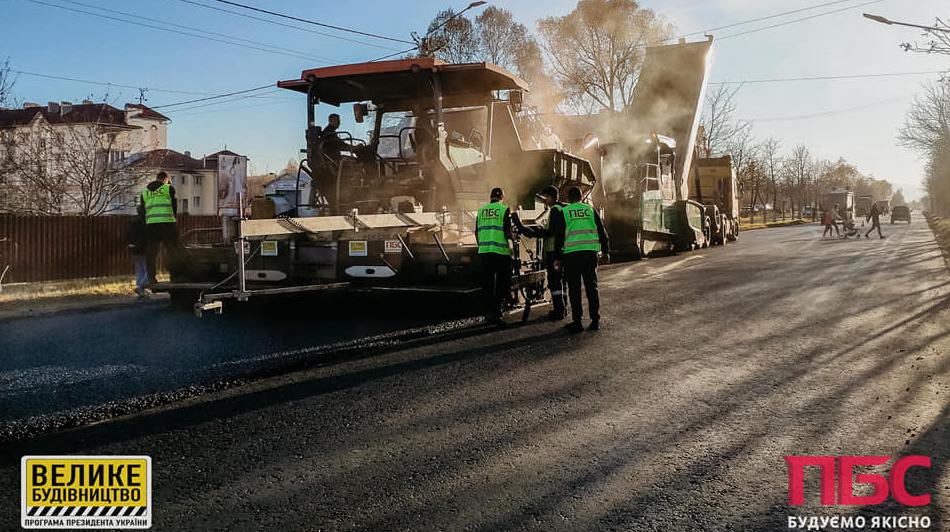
[900,80,950,211]
[785,144,811,218]
[2,112,151,215]
[759,137,782,220]
[537,0,673,113]
[701,84,751,158]
[0,58,17,109]
[900,17,950,56]
[426,9,479,64]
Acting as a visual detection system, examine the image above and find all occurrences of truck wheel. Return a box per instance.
[702,218,711,248]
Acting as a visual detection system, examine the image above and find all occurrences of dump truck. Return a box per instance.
[599,38,714,257]
[690,155,740,245]
[154,58,596,316]
[821,188,856,223]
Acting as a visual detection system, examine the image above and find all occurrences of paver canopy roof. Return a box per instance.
[278,57,528,109]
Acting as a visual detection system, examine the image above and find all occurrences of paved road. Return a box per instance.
[2,218,949,530]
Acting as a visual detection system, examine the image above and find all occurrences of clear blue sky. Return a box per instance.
[3,0,948,199]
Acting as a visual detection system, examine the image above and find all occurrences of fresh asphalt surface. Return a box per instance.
[2,217,949,530]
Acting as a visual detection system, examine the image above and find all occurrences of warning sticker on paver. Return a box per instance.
[21,455,151,529]
[384,240,402,254]
[260,240,278,257]
[348,241,368,257]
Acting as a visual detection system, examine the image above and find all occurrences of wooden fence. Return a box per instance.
[0,215,222,283]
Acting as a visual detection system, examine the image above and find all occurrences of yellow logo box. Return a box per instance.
[22,456,151,508]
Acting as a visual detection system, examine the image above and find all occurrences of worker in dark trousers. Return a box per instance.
[138,171,181,284]
[556,187,610,332]
[512,186,567,320]
[865,201,885,239]
[475,187,513,327]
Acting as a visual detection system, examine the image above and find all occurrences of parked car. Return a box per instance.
[891,205,911,224]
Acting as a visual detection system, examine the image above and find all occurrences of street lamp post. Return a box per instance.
[863,13,950,34]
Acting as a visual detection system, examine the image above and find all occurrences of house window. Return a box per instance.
[193,196,201,209]
[194,175,202,187]
[180,198,188,213]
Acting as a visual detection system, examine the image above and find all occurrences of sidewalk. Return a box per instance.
[0,276,167,320]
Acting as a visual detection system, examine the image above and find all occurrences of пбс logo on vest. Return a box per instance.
[569,208,591,218]
[483,208,502,217]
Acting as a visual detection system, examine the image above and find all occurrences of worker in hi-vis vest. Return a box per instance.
[512,185,567,320]
[475,187,514,326]
[555,186,610,332]
[137,171,180,286]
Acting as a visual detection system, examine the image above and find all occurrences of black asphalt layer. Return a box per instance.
[2,218,948,530]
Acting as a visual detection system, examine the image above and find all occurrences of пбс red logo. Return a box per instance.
[785,456,931,506]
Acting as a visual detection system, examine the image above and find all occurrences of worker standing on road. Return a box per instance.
[138,171,181,285]
[476,187,514,327]
[512,186,567,320]
[556,186,610,332]
[865,201,885,239]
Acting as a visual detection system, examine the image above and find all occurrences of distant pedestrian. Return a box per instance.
[475,187,513,327]
[865,202,885,239]
[126,214,148,297]
[822,204,840,238]
[556,187,609,332]
[138,171,181,284]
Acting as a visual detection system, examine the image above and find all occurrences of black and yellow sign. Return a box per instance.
[21,455,151,529]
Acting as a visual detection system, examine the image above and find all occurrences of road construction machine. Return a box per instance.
[598,38,714,258]
[154,58,596,316]
[690,155,740,245]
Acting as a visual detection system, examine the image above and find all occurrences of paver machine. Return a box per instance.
[155,58,596,316]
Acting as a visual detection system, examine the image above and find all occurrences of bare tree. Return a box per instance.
[2,111,151,215]
[426,9,479,64]
[759,137,782,220]
[0,58,17,109]
[900,17,950,56]
[900,80,950,211]
[701,85,751,158]
[537,0,673,113]
[785,144,811,218]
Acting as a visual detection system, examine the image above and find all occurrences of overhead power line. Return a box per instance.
[150,85,275,109]
[710,70,947,85]
[210,0,414,45]
[159,89,284,113]
[174,0,402,52]
[681,0,865,38]
[25,0,336,65]
[56,0,338,63]
[742,94,909,122]
[717,0,887,41]
[11,69,291,107]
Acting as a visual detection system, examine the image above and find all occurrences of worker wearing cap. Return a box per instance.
[476,187,514,326]
[555,186,610,332]
[512,185,567,320]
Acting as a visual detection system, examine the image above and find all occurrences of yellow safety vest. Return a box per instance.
[563,202,601,254]
[142,184,175,224]
[476,202,510,255]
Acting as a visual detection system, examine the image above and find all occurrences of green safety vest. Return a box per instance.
[142,183,176,224]
[476,202,510,255]
[563,202,601,254]
[543,204,564,254]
